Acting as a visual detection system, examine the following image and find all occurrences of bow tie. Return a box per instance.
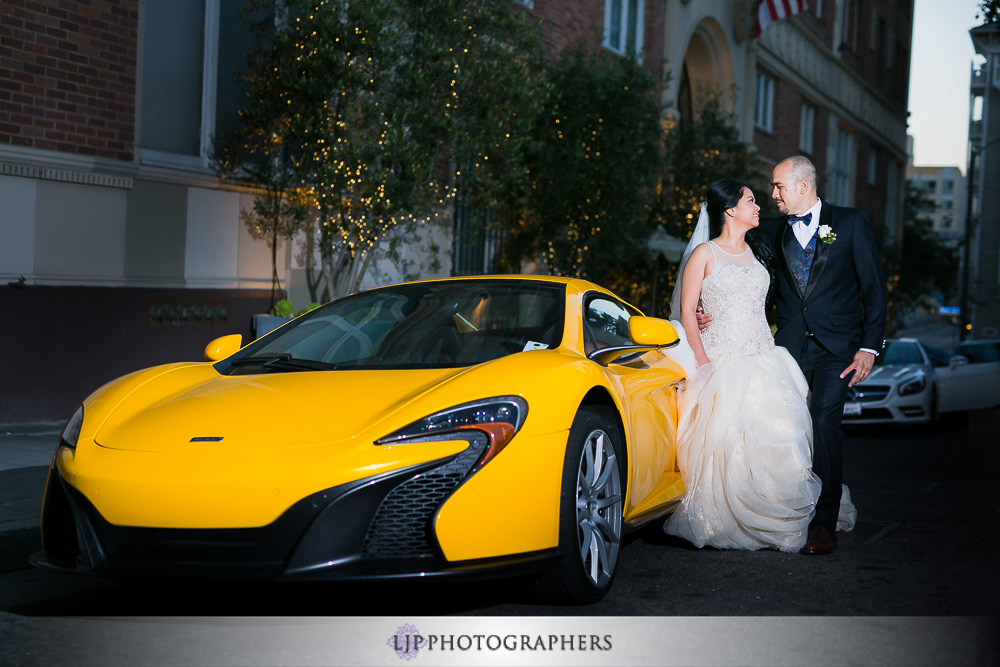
[787,213,812,226]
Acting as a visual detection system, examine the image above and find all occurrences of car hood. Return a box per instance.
[860,364,925,386]
[94,364,472,453]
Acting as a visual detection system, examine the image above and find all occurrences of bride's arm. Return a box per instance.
[679,244,712,368]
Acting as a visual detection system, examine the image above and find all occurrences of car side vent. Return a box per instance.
[361,433,487,558]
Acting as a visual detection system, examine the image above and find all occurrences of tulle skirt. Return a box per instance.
[664,345,831,551]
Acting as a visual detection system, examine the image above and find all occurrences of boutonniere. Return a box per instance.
[817,224,837,245]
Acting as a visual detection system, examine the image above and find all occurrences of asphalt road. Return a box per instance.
[1,408,998,665]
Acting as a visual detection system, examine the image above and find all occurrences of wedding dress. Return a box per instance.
[664,240,855,551]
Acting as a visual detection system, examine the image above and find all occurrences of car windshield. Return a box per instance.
[876,341,923,366]
[223,280,565,372]
[953,342,1000,363]
[923,345,951,368]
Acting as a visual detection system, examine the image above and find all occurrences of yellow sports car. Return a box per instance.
[33,276,686,603]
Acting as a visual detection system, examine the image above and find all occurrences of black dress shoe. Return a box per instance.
[799,525,836,555]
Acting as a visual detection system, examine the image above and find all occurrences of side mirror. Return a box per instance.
[204,334,243,361]
[948,354,969,369]
[629,316,679,347]
[588,317,681,366]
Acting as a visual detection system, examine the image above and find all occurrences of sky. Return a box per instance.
[907,0,988,171]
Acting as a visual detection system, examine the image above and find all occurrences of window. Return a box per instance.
[885,162,899,246]
[869,7,878,51]
[942,200,953,211]
[885,27,895,69]
[141,1,207,159]
[583,296,637,355]
[238,280,565,370]
[754,70,775,132]
[867,146,877,186]
[799,101,815,153]
[830,125,854,205]
[943,179,954,195]
[840,0,858,51]
[603,0,645,58]
[954,342,1000,363]
[141,0,253,169]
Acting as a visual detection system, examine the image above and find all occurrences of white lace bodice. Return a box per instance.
[699,241,775,360]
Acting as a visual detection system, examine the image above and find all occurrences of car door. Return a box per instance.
[935,342,1000,412]
[583,295,685,523]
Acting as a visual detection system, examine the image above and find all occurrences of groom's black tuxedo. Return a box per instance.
[758,200,887,531]
[760,202,887,363]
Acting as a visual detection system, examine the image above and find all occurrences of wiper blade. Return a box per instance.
[263,357,337,371]
[229,354,291,367]
[229,353,336,371]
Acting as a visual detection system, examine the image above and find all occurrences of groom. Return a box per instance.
[700,156,887,554]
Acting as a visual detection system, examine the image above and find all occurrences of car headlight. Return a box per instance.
[61,405,84,449]
[898,375,926,396]
[375,396,528,468]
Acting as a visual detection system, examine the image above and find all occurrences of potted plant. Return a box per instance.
[252,299,295,338]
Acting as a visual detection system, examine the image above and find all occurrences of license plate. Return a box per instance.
[843,403,862,416]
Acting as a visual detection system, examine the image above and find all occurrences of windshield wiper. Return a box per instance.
[229,353,336,371]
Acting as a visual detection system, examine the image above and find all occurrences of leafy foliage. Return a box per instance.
[883,182,961,332]
[977,0,1000,23]
[215,0,546,299]
[648,93,762,317]
[506,47,664,303]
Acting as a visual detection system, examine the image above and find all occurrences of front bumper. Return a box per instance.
[31,442,557,582]
[842,391,934,425]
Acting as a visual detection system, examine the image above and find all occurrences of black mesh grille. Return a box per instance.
[361,433,487,558]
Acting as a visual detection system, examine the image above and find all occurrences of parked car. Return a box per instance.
[935,339,1000,414]
[32,276,688,603]
[842,338,944,425]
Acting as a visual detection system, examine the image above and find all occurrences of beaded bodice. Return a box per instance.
[699,241,775,359]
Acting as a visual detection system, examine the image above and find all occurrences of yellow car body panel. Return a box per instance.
[57,434,470,528]
[46,275,686,575]
[435,429,567,561]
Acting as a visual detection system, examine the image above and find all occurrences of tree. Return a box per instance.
[215,0,546,300]
[649,92,762,317]
[977,0,1000,23]
[505,47,664,303]
[884,182,962,333]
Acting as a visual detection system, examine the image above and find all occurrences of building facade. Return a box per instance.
[906,165,967,238]
[751,0,912,252]
[0,0,915,422]
[966,21,1000,340]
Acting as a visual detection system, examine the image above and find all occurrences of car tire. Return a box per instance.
[534,405,624,604]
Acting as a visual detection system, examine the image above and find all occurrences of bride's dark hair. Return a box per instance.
[705,179,776,303]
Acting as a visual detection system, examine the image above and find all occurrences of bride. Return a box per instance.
[663,180,854,551]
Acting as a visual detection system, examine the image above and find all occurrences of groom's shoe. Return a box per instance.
[799,525,836,555]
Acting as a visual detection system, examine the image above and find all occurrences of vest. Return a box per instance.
[784,230,817,296]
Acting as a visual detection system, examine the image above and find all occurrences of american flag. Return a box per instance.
[754,0,810,38]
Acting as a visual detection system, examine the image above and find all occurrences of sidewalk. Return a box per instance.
[0,421,61,536]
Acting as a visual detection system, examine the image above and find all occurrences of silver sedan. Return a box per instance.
[842,338,943,426]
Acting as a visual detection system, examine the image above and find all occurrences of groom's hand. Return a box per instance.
[841,350,875,387]
[695,305,713,332]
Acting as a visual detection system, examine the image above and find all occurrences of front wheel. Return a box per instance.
[535,405,624,604]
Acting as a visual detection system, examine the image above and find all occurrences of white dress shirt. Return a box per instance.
[790,199,823,249]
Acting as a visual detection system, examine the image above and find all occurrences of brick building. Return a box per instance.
[751,0,912,252]
[0,0,915,422]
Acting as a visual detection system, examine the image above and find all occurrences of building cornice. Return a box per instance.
[0,143,259,193]
[756,19,909,158]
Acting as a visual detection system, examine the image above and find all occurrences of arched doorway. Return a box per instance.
[678,18,735,129]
